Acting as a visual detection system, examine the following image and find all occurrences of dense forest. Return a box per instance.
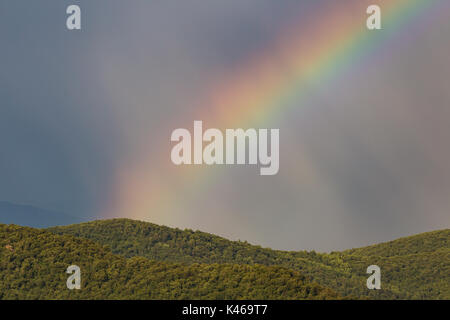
[0,224,339,299]
[48,219,450,299]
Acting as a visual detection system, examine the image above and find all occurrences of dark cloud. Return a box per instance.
[0,1,448,250]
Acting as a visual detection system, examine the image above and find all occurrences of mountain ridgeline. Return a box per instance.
[0,223,338,300]
[48,219,450,299]
[0,201,82,228]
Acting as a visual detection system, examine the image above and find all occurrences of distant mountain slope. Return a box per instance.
[48,219,450,299]
[342,229,449,257]
[0,201,82,228]
[0,224,339,300]
[335,230,450,299]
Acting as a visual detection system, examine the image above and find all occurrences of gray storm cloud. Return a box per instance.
[0,0,449,250]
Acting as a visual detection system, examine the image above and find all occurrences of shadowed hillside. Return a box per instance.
[0,201,82,228]
[48,219,450,299]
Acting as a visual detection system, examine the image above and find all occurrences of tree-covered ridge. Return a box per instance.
[0,224,339,300]
[341,229,449,257]
[327,229,450,299]
[48,219,450,299]
[49,219,358,295]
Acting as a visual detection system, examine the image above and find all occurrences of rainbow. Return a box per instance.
[103,0,441,223]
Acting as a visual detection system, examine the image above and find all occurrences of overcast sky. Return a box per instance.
[0,0,449,251]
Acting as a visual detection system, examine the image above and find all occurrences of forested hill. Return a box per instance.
[342,229,449,257]
[0,223,339,300]
[48,219,450,299]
